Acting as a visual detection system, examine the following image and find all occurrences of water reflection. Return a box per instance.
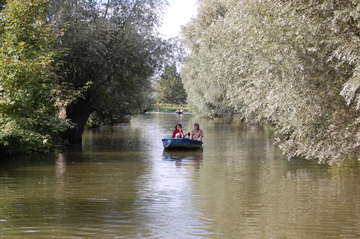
[162,150,203,161]
[54,153,66,200]
[1,114,360,239]
[175,112,183,122]
[162,150,203,169]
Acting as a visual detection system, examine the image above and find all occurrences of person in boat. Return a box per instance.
[175,108,183,114]
[190,123,203,141]
[172,124,185,138]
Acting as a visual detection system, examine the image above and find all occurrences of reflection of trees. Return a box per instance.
[0,150,147,238]
[191,125,360,239]
[54,153,66,200]
[1,116,360,238]
[82,125,144,153]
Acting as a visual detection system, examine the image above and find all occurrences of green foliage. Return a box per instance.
[0,0,187,152]
[49,0,169,122]
[0,0,69,154]
[182,0,360,163]
[155,65,187,104]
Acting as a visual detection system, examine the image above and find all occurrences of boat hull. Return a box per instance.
[162,138,203,150]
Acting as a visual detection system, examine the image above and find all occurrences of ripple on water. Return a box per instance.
[1,114,360,239]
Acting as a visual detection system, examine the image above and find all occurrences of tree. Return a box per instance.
[155,65,187,105]
[0,0,184,153]
[182,0,360,163]
[0,0,68,154]
[48,0,169,143]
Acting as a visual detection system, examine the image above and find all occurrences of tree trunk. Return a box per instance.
[104,0,110,18]
[63,98,94,144]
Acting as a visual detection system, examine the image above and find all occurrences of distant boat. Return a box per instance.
[162,138,203,150]
[175,109,183,114]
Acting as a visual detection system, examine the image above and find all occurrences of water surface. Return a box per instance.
[1,114,360,239]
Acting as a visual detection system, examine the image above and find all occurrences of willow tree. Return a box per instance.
[0,0,68,154]
[49,0,168,143]
[182,0,360,163]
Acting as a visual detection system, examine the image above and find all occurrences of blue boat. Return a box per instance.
[162,138,203,150]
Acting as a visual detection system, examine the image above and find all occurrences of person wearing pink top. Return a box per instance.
[190,123,203,141]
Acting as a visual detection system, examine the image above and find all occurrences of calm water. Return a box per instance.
[1,114,360,239]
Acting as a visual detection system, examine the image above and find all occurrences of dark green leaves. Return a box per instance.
[155,65,187,105]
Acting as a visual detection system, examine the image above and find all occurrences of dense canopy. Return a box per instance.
[0,0,171,153]
[182,0,360,163]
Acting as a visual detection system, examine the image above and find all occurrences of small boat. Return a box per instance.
[175,109,184,114]
[162,138,203,150]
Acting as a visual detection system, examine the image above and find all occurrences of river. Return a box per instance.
[1,113,360,239]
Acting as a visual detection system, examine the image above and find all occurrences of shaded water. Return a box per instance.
[1,114,360,239]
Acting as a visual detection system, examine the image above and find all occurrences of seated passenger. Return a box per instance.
[191,123,203,141]
[172,124,185,138]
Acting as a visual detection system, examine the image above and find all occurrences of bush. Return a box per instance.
[0,0,67,154]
